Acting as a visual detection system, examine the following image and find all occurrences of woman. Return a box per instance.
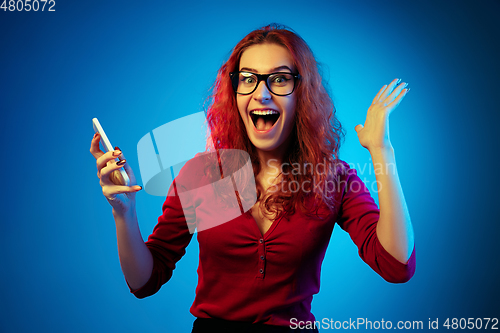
[90,24,415,332]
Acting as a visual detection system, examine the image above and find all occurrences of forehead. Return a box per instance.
[239,43,295,72]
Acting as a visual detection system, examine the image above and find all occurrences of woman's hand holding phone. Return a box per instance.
[90,132,142,215]
[90,125,153,289]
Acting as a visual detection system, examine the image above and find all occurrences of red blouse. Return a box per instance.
[129,157,416,327]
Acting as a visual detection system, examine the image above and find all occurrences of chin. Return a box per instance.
[251,141,281,152]
[247,131,288,153]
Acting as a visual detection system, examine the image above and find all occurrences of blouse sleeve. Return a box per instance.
[129,178,196,299]
[335,163,416,283]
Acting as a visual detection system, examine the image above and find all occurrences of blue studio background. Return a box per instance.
[1,0,499,332]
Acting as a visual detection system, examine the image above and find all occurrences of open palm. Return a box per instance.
[355,79,410,151]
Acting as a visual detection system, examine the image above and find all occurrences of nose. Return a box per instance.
[253,80,272,102]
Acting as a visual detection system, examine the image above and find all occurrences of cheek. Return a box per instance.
[284,98,297,125]
[236,96,247,119]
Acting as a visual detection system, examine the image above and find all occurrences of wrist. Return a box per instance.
[369,146,396,173]
[112,204,137,221]
[369,145,394,159]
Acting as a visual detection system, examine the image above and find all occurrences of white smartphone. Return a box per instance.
[92,118,130,186]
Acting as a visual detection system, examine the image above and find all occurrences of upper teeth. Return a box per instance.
[251,110,279,115]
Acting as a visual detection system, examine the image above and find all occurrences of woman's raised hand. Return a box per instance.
[355,78,409,152]
[90,133,142,215]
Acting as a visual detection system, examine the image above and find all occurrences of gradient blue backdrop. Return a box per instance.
[1,0,499,332]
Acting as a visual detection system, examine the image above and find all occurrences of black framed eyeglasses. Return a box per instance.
[230,71,301,96]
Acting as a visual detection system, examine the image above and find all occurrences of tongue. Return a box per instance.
[255,117,274,131]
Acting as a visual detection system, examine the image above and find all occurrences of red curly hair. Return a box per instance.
[206,24,345,220]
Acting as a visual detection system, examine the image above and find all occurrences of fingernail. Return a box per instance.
[396,78,401,84]
[404,82,408,88]
[117,159,126,166]
[93,133,99,138]
[135,186,143,190]
[406,88,411,93]
[113,150,122,157]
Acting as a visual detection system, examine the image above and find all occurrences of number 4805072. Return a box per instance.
[1,0,56,11]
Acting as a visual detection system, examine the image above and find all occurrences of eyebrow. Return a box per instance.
[240,65,293,73]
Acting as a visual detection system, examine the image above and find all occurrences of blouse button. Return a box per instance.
[259,238,264,244]
[259,269,264,274]
[260,255,265,260]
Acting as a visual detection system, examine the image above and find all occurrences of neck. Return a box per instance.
[254,132,294,179]
[255,140,291,177]
[257,150,283,174]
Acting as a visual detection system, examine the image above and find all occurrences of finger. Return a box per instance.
[354,124,364,134]
[102,184,143,199]
[379,78,400,101]
[112,146,138,186]
[96,150,122,174]
[387,87,410,110]
[122,159,137,185]
[385,81,408,105]
[100,159,127,185]
[90,133,105,160]
[114,146,125,160]
[372,85,388,105]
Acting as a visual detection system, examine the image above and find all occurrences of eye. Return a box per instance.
[270,74,291,86]
[240,72,257,85]
[243,77,255,84]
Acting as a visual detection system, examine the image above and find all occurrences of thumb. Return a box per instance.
[354,124,364,134]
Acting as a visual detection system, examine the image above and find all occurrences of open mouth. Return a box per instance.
[250,110,280,131]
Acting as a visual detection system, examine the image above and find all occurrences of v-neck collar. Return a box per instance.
[246,210,286,239]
